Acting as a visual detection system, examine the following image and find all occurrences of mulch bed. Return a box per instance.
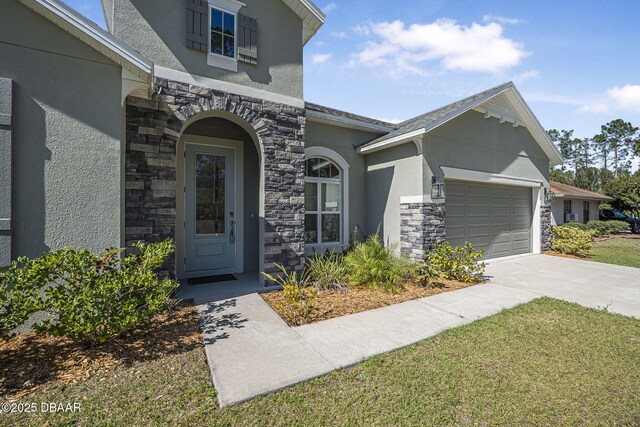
[261,279,481,326]
[0,301,202,402]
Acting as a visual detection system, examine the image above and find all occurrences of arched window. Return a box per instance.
[304,155,345,249]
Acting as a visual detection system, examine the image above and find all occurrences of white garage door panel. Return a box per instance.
[445,181,533,259]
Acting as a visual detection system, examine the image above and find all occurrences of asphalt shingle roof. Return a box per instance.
[355,81,514,149]
[305,102,398,130]
[550,181,613,201]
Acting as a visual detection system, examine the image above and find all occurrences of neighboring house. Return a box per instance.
[549,181,613,225]
[0,0,563,279]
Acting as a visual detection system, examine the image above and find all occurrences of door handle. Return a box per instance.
[229,212,236,244]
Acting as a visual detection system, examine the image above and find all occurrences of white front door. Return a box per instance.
[185,144,236,273]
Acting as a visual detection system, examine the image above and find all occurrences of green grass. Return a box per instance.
[590,238,640,268]
[5,298,640,426]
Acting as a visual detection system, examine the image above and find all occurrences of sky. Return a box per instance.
[67,0,640,168]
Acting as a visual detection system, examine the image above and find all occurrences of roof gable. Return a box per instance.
[356,82,564,165]
[100,0,325,45]
[19,0,153,83]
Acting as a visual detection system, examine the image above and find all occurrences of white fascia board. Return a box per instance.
[282,0,325,44]
[299,0,325,22]
[306,110,395,134]
[357,128,426,154]
[506,86,564,166]
[20,0,153,82]
[155,66,305,108]
[441,166,544,188]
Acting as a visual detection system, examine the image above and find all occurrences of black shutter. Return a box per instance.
[186,0,209,52]
[238,14,258,65]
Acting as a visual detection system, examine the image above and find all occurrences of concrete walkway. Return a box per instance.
[178,255,640,407]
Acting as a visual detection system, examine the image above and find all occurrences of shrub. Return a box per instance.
[0,255,57,340]
[586,220,629,236]
[564,222,588,231]
[605,220,631,234]
[33,240,179,345]
[263,264,317,326]
[344,230,417,293]
[552,226,594,256]
[0,240,178,344]
[426,242,486,283]
[305,251,350,291]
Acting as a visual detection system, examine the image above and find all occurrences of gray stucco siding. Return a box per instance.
[0,1,123,259]
[365,143,423,245]
[364,109,551,253]
[113,0,304,99]
[305,121,382,241]
[423,110,550,194]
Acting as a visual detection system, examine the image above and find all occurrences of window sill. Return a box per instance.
[207,54,238,72]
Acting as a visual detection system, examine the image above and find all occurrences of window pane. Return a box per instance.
[305,157,340,178]
[223,13,235,36]
[305,214,318,244]
[322,183,340,212]
[322,214,340,243]
[196,154,225,235]
[211,32,222,55]
[305,182,318,211]
[211,9,223,33]
[223,35,235,58]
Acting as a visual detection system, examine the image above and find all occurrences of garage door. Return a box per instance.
[445,181,532,259]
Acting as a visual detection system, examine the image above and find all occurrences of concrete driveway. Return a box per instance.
[486,254,640,318]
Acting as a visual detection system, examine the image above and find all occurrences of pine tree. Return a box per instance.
[600,119,639,178]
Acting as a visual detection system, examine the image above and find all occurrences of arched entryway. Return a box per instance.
[124,77,307,279]
[176,113,262,278]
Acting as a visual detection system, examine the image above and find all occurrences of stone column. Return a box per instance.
[400,202,446,260]
[541,205,552,251]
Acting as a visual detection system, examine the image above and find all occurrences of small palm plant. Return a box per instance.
[263,264,317,326]
[344,229,417,294]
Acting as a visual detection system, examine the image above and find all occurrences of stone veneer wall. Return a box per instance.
[125,77,306,277]
[541,205,552,251]
[400,202,446,260]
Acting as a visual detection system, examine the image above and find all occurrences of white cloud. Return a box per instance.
[608,85,640,111]
[513,69,539,84]
[353,24,371,36]
[311,53,332,64]
[323,2,337,13]
[349,19,529,78]
[482,14,523,25]
[330,31,347,38]
[580,84,640,113]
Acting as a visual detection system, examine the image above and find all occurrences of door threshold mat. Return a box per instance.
[188,274,237,286]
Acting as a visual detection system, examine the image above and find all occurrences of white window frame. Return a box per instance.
[304,147,350,253]
[207,0,245,72]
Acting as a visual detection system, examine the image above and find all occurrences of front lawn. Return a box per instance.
[4,298,640,426]
[590,237,640,268]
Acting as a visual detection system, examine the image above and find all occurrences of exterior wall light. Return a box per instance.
[544,188,555,204]
[432,176,446,201]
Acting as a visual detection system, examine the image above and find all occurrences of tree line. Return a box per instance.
[549,119,640,190]
[548,119,640,216]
